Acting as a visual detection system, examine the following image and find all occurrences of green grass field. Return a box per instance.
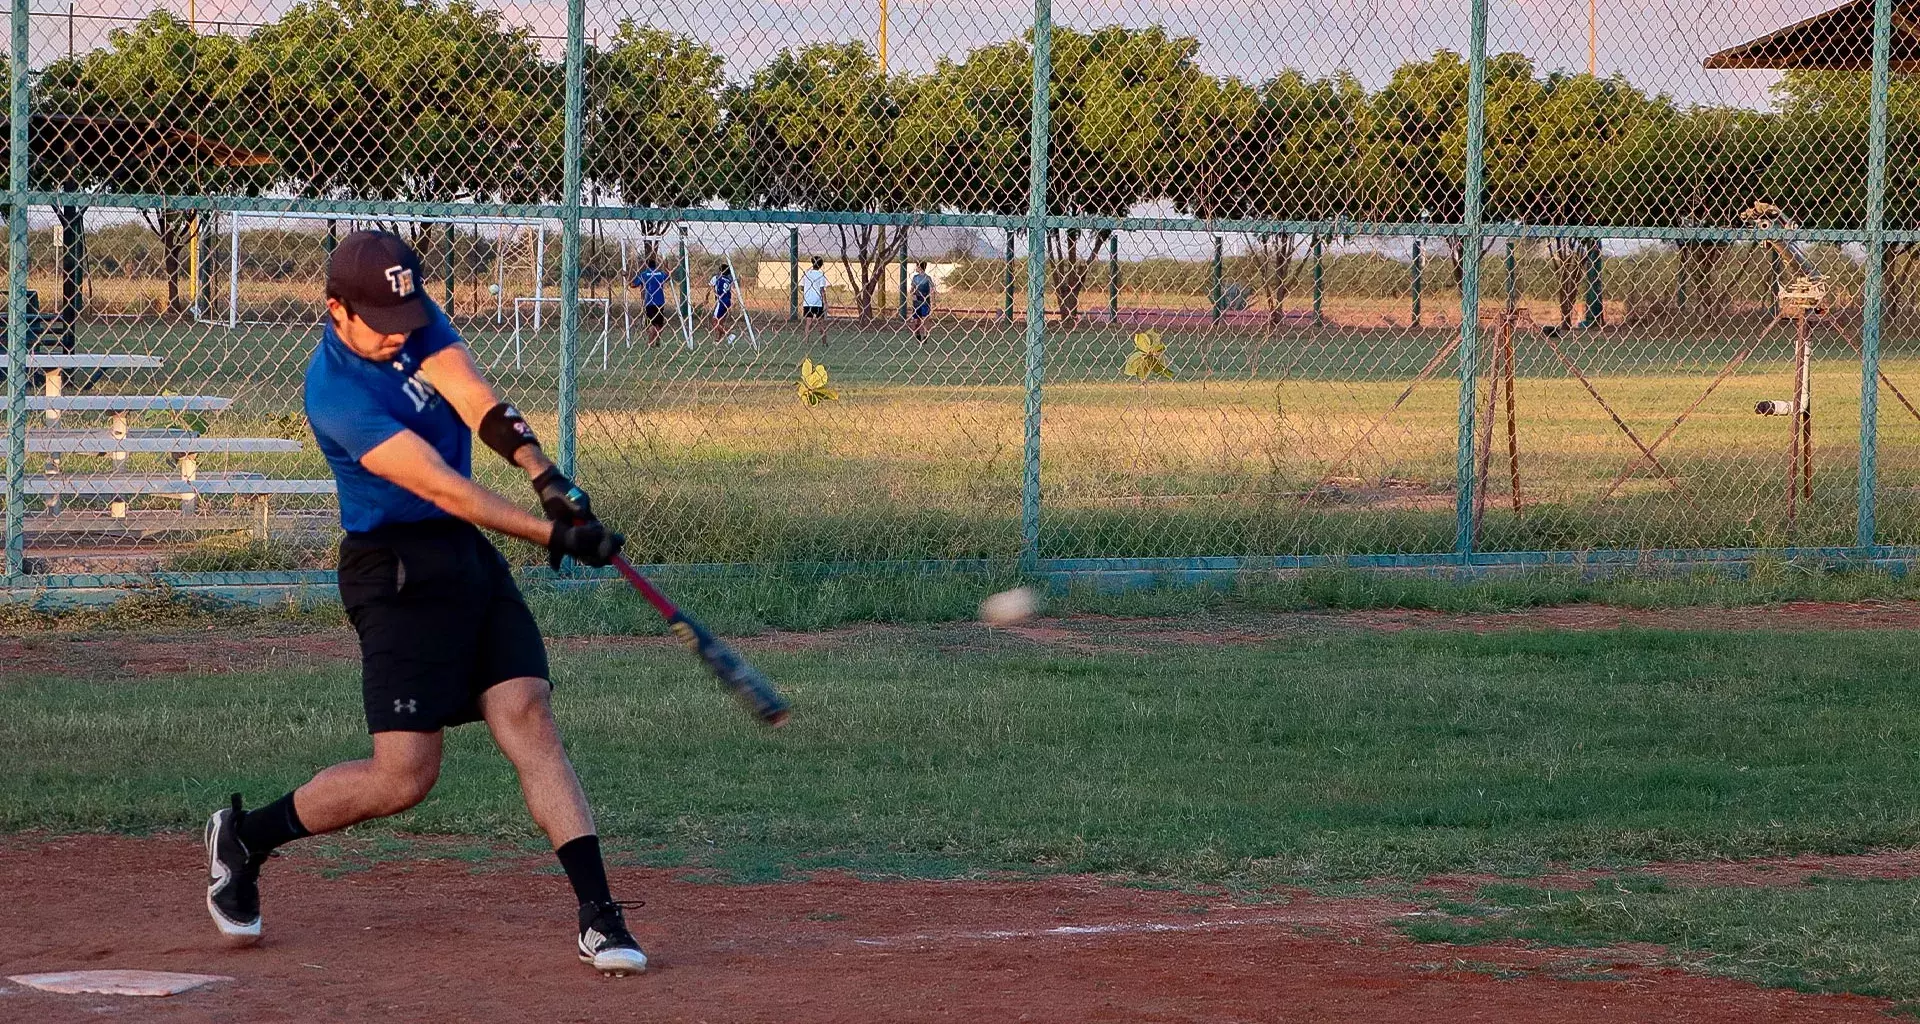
[8,606,1920,1002]
[42,313,1920,569]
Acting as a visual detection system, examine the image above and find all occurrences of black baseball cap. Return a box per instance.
[326,230,430,335]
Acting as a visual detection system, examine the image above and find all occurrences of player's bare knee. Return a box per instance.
[374,762,439,813]
[488,678,557,733]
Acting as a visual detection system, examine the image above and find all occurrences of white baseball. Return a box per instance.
[488,283,502,295]
[978,586,1038,626]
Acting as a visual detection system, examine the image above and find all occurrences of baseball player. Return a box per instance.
[203,231,648,977]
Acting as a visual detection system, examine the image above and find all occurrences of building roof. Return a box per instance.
[1704,0,1920,71]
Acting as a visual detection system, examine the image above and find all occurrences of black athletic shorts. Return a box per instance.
[644,303,667,329]
[802,305,824,319]
[337,517,550,734]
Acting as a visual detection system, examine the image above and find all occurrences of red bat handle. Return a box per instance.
[611,554,677,619]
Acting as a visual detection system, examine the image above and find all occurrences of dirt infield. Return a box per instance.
[0,836,1901,1023]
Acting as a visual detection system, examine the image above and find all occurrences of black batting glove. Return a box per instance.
[532,467,594,525]
[548,520,624,570]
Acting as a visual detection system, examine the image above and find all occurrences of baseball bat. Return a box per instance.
[609,554,791,726]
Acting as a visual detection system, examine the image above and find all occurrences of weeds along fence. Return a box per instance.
[5,0,1920,598]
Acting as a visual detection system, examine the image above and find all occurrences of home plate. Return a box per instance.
[7,970,233,997]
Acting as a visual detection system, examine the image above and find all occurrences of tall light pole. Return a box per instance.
[1587,0,1597,75]
[186,0,202,315]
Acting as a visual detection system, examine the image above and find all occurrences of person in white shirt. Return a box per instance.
[800,257,830,346]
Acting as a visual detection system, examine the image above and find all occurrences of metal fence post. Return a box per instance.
[1858,0,1894,550]
[1453,0,1490,560]
[6,0,31,580]
[788,226,799,322]
[1411,236,1423,329]
[1107,232,1119,324]
[1311,233,1324,326]
[555,0,586,479]
[1020,0,1052,573]
[1003,231,1016,323]
[1210,236,1224,323]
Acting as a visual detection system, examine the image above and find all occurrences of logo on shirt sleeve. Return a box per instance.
[385,265,418,297]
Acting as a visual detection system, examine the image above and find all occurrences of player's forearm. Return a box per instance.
[420,472,553,547]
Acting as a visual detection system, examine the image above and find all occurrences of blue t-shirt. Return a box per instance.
[711,274,733,310]
[634,268,670,307]
[304,298,471,533]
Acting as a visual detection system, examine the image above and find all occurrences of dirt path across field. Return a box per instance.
[0,836,1903,1023]
[3,599,1920,680]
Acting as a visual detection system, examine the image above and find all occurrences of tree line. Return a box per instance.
[31,0,1919,321]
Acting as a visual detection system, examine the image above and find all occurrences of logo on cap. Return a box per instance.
[385,265,417,297]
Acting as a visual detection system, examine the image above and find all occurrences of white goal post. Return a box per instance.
[510,296,611,371]
[219,211,553,329]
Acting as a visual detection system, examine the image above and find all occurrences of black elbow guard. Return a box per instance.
[478,402,540,462]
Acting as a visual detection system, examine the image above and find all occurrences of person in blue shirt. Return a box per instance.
[706,263,734,346]
[202,231,647,977]
[909,262,935,344]
[631,255,673,348]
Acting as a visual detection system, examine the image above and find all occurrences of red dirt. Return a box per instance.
[0,836,1896,1023]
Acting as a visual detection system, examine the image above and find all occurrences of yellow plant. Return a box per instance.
[796,358,839,406]
[1123,331,1173,381]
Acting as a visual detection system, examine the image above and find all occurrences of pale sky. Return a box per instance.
[28,0,1841,110]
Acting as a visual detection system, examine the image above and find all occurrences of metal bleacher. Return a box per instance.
[5,291,335,542]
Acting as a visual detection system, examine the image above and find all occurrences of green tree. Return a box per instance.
[240,0,559,280]
[587,22,725,246]
[35,12,264,313]
[1043,26,1212,323]
[730,43,931,320]
[1173,69,1375,321]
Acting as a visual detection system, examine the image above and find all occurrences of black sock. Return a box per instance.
[237,792,310,860]
[556,834,613,907]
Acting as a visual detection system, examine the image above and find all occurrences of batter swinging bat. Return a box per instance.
[609,554,791,726]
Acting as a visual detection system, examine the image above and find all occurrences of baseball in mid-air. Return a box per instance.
[488,283,502,295]
[978,586,1038,626]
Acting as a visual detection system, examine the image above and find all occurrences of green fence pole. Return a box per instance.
[6,0,29,578]
[444,225,457,310]
[1453,0,1490,560]
[1311,233,1324,326]
[1003,231,1016,323]
[1210,236,1224,323]
[1581,239,1603,328]
[554,0,585,480]
[1859,0,1895,550]
[1411,237,1423,329]
[1107,232,1119,324]
[788,226,799,322]
[1504,238,1517,312]
[899,240,910,320]
[1767,246,1783,321]
[1020,0,1052,573]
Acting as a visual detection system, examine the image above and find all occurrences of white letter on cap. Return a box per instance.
[385,265,417,297]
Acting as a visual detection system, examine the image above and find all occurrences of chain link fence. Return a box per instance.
[2,0,1912,592]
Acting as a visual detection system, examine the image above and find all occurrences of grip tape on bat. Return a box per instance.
[668,614,792,725]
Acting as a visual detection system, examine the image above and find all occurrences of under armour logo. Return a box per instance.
[385,265,417,297]
[394,699,418,714]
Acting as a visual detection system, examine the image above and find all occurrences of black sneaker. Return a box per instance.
[204,793,262,944]
[578,900,648,976]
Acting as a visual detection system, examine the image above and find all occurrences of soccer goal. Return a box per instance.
[509,296,611,371]
[218,211,551,329]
